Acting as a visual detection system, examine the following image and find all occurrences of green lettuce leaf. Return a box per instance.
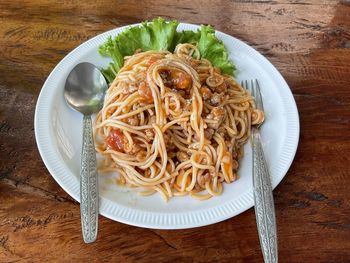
[197,25,235,75]
[171,30,199,50]
[99,18,235,83]
[99,17,179,82]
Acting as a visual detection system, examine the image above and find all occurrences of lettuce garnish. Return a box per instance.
[99,17,235,83]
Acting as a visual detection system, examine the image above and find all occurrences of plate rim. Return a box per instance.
[35,22,300,229]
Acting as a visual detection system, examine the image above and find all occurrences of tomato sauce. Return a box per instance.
[160,69,192,90]
[106,129,126,152]
[138,81,153,102]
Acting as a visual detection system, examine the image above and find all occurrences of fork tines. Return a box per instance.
[241,79,264,112]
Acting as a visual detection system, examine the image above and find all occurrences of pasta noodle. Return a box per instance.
[93,43,264,201]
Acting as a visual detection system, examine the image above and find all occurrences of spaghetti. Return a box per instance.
[94,43,264,201]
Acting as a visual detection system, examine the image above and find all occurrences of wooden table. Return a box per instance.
[1,0,349,262]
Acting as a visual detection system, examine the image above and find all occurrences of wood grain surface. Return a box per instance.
[1,0,350,262]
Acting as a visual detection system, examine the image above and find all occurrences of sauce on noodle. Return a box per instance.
[93,43,264,201]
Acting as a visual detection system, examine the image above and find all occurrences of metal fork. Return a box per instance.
[241,79,278,263]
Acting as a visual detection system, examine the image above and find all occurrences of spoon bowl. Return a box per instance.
[65,62,107,115]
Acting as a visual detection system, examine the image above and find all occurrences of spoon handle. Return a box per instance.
[80,115,98,243]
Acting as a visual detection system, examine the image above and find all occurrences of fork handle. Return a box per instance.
[80,115,99,243]
[252,127,278,263]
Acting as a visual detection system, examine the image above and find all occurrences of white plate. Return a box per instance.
[35,23,299,229]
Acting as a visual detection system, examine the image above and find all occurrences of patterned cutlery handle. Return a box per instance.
[252,127,278,263]
[80,115,98,243]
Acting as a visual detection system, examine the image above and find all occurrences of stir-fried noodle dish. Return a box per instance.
[94,43,264,201]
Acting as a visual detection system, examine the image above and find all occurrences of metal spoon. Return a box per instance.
[64,62,108,243]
